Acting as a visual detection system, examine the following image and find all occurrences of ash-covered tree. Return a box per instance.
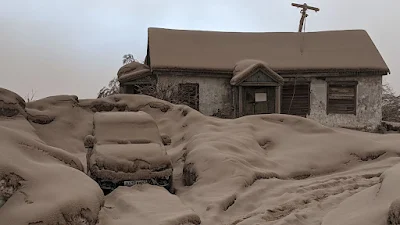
[97,77,120,98]
[133,77,200,110]
[382,82,400,122]
[123,54,136,65]
[97,54,138,98]
[134,79,184,104]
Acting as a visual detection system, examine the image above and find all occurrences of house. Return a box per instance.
[117,27,390,131]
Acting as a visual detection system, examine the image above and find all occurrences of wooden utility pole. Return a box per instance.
[292,3,320,32]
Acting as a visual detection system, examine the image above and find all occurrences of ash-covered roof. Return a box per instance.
[117,61,151,83]
[231,59,284,86]
[147,27,390,74]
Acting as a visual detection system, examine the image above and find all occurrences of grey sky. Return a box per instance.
[1,0,399,100]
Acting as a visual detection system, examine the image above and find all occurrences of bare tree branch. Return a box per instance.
[134,77,199,110]
[382,82,400,122]
[97,77,120,98]
[25,89,37,102]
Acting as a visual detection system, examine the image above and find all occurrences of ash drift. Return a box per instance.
[1,87,400,225]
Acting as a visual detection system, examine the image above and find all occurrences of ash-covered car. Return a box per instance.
[84,111,173,194]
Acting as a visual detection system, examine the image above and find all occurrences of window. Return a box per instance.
[327,81,357,115]
[178,83,199,110]
[281,83,310,117]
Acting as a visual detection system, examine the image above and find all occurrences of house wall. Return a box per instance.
[306,75,383,131]
[157,74,233,117]
[154,71,382,130]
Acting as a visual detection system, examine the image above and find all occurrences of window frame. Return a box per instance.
[326,81,358,115]
[280,82,311,117]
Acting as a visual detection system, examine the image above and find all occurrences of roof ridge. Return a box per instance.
[148,27,368,35]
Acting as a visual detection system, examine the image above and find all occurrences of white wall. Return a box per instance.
[307,75,383,131]
[158,75,232,116]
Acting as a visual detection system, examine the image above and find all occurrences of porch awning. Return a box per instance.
[230,59,284,86]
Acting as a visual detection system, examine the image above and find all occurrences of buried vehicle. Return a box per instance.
[84,111,173,194]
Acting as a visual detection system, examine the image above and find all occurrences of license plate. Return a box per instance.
[124,180,148,186]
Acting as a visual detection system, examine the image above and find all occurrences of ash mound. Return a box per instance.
[0,88,26,117]
[1,87,400,225]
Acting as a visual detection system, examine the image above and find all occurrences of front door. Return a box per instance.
[242,86,276,116]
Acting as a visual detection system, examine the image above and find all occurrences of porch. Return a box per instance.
[231,60,284,117]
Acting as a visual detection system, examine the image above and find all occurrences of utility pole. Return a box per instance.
[292,3,320,32]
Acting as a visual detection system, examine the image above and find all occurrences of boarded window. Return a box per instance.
[178,83,199,110]
[327,82,357,115]
[281,83,310,117]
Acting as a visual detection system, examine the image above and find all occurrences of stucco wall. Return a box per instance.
[307,75,383,131]
[157,75,232,117]
[156,72,382,130]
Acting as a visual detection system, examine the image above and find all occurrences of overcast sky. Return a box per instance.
[1,0,399,100]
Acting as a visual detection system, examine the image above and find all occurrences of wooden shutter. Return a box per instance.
[281,83,310,117]
[327,82,357,114]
